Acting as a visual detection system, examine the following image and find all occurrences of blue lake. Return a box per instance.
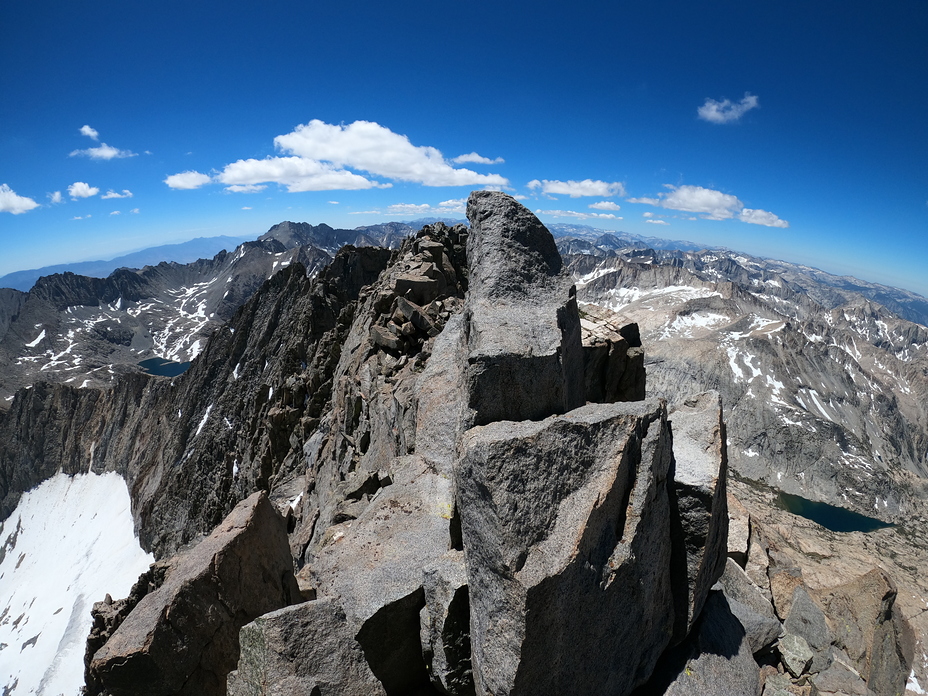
[776,492,893,533]
[139,357,191,378]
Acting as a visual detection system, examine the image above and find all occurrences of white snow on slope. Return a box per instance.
[0,472,154,696]
[25,330,46,348]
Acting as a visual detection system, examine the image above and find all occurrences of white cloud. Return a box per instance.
[241,206,253,210]
[643,211,653,218]
[739,208,789,228]
[110,210,121,215]
[452,152,504,165]
[224,184,267,193]
[589,201,621,211]
[80,125,99,140]
[697,93,759,124]
[631,184,788,227]
[646,219,669,225]
[274,120,509,187]
[528,179,626,198]
[536,209,621,221]
[217,156,385,192]
[129,208,139,214]
[101,189,133,199]
[69,143,137,160]
[328,200,339,204]
[47,191,63,204]
[164,170,212,190]
[0,184,40,214]
[385,198,467,216]
[68,181,99,199]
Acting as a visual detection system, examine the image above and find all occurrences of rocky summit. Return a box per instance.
[0,192,922,695]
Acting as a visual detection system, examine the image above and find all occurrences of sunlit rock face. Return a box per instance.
[0,472,153,696]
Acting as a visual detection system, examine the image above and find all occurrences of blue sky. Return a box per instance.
[2,1,926,295]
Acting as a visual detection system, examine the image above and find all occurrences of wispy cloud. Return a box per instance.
[528,179,626,198]
[536,209,621,221]
[224,184,267,193]
[385,198,467,216]
[47,191,63,204]
[589,201,621,211]
[70,143,137,160]
[129,208,139,214]
[79,125,99,140]
[241,206,253,210]
[164,171,212,190]
[697,93,759,124]
[646,219,669,225]
[110,210,121,215]
[0,184,40,214]
[101,189,133,199]
[452,152,504,165]
[630,184,788,228]
[67,181,99,199]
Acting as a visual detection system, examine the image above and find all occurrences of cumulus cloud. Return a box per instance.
[0,184,40,214]
[70,143,137,160]
[697,93,759,124]
[217,156,385,192]
[48,191,63,204]
[110,210,121,215]
[80,125,99,140]
[274,120,509,187]
[452,152,504,165]
[536,209,621,221]
[630,184,788,227]
[224,184,267,193]
[101,189,133,199]
[68,181,99,199]
[589,201,621,211]
[164,170,213,190]
[739,208,789,228]
[528,179,626,198]
[646,219,669,225]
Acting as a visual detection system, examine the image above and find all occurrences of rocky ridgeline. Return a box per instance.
[0,192,918,695]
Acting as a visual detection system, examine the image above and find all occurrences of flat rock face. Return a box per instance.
[458,400,677,696]
[88,492,299,696]
[228,598,387,696]
[463,191,585,425]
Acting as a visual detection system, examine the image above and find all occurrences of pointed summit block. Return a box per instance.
[463,191,585,425]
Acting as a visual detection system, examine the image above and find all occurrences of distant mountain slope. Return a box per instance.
[568,249,928,522]
[0,236,255,292]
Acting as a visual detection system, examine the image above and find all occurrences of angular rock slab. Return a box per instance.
[227,598,387,696]
[463,191,585,425]
[457,399,676,696]
[89,491,300,696]
[668,391,729,641]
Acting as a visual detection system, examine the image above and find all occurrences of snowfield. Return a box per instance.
[0,472,153,696]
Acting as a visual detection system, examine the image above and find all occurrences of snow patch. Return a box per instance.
[0,473,153,696]
[195,404,214,437]
[25,329,46,348]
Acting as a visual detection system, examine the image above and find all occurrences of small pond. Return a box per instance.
[776,492,893,533]
[139,357,191,378]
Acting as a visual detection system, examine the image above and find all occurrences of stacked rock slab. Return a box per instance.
[87,492,299,696]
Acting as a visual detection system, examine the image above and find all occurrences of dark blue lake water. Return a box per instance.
[776,492,893,533]
[139,357,191,377]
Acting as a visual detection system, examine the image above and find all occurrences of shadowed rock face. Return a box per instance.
[87,492,299,696]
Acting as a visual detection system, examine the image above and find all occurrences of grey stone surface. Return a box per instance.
[458,399,676,696]
[88,492,300,696]
[640,591,760,696]
[784,586,832,672]
[727,595,783,655]
[668,391,729,641]
[780,633,814,678]
[227,598,387,696]
[727,493,751,566]
[420,551,475,696]
[720,558,782,653]
[463,191,585,425]
[809,658,874,696]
